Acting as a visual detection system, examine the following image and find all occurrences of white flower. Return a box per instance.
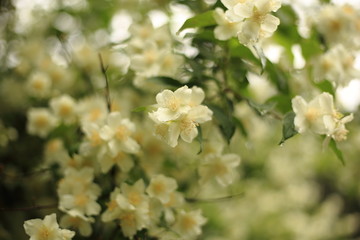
[100,112,140,155]
[77,96,108,124]
[313,44,359,86]
[27,108,58,138]
[172,210,207,239]
[292,92,353,141]
[26,71,52,98]
[220,0,281,45]
[151,86,192,122]
[315,4,360,48]
[149,86,213,147]
[158,51,184,77]
[292,93,336,135]
[50,95,77,124]
[102,182,150,238]
[198,153,241,186]
[146,175,178,204]
[98,151,134,173]
[24,213,75,240]
[120,179,148,208]
[130,42,162,77]
[118,204,150,238]
[177,106,212,142]
[325,113,354,142]
[60,215,93,237]
[101,188,122,222]
[213,8,242,41]
[58,167,101,220]
[79,123,105,155]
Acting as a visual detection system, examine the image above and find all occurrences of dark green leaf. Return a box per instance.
[207,104,236,144]
[329,138,345,165]
[228,39,260,64]
[265,60,289,94]
[148,76,184,88]
[266,94,292,114]
[177,11,216,33]
[196,125,203,154]
[279,111,298,145]
[184,30,217,42]
[300,33,323,60]
[247,99,276,116]
[314,80,335,96]
[233,117,248,138]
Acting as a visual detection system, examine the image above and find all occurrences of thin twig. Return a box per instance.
[186,192,244,203]
[98,53,111,112]
[0,167,52,179]
[0,203,58,212]
[56,33,72,64]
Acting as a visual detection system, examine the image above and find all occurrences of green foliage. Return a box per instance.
[178,10,217,33]
[208,104,236,144]
[329,138,345,165]
[279,111,298,145]
[314,80,335,96]
[148,76,184,88]
[196,125,203,154]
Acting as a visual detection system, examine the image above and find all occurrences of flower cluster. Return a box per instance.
[127,21,185,88]
[57,168,101,225]
[101,176,206,239]
[149,86,213,147]
[215,0,282,45]
[314,4,360,49]
[292,92,353,142]
[313,44,359,87]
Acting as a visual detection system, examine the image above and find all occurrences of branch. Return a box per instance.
[0,203,58,212]
[186,192,244,203]
[0,166,52,179]
[98,53,111,112]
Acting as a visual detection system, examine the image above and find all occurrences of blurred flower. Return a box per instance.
[173,209,207,239]
[27,108,58,138]
[146,174,178,204]
[198,153,241,186]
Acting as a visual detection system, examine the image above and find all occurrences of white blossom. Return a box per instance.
[146,175,178,204]
[24,213,75,240]
[199,153,241,186]
[100,112,140,155]
[173,210,207,239]
[292,92,353,141]
[27,108,58,138]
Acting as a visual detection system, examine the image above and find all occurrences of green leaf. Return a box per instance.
[177,10,216,33]
[233,117,248,138]
[251,44,267,72]
[266,94,293,114]
[196,126,203,154]
[132,106,152,113]
[247,99,276,116]
[148,76,184,88]
[265,60,289,94]
[314,80,335,96]
[208,104,236,144]
[329,138,345,165]
[279,111,298,145]
[228,39,260,65]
